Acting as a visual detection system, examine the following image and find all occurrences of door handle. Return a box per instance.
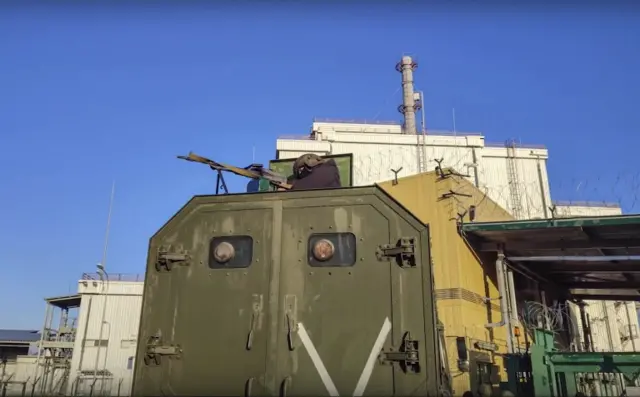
[284,295,297,351]
[246,312,257,351]
[247,294,263,351]
[245,377,254,397]
[280,376,292,397]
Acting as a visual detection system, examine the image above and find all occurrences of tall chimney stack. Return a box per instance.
[396,56,418,135]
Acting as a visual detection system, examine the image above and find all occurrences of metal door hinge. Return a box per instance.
[379,331,421,374]
[376,237,417,267]
[144,334,182,366]
[155,246,191,272]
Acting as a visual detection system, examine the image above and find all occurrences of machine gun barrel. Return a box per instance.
[178,152,292,190]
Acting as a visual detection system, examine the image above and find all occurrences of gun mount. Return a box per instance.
[177,152,292,194]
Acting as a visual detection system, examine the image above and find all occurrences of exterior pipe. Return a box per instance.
[486,252,514,353]
[506,270,519,324]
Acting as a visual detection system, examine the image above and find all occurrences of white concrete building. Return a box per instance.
[276,119,621,220]
[67,273,144,396]
[8,273,145,397]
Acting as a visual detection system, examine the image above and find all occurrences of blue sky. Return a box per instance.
[1,3,639,328]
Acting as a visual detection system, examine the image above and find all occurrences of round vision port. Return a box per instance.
[313,239,335,262]
[214,242,235,263]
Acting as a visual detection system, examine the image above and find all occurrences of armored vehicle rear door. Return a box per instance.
[275,188,440,396]
[132,198,274,396]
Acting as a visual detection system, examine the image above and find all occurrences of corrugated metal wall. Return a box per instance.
[67,280,143,396]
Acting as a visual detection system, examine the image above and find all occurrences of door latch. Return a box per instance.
[143,334,182,366]
[379,331,421,374]
[155,246,191,272]
[377,237,417,268]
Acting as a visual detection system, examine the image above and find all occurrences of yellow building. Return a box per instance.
[378,170,516,396]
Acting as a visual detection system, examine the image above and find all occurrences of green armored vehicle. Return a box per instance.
[131,155,448,396]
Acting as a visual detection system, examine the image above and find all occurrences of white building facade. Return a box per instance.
[277,120,623,220]
[67,274,143,396]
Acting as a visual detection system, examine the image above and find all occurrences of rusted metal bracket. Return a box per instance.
[377,237,417,268]
[379,331,421,374]
[390,167,403,185]
[155,247,191,272]
[143,334,182,366]
[440,189,473,200]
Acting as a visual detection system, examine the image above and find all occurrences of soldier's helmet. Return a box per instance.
[293,153,325,178]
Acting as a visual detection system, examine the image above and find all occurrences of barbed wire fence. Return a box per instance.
[350,144,640,219]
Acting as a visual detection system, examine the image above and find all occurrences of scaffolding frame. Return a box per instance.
[34,294,81,396]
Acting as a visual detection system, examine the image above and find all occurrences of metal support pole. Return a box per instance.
[486,251,514,353]
[601,301,615,350]
[578,301,591,352]
[624,302,638,351]
[506,270,519,351]
[100,322,111,396]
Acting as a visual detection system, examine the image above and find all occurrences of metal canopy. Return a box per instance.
[45,293,81,308]
[460,214,640,301]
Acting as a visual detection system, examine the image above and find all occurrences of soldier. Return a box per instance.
[289,153,342,190]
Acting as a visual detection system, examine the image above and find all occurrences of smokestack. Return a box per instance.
[396,56,418,135]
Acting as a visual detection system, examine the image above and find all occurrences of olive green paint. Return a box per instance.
[131,186,443,396]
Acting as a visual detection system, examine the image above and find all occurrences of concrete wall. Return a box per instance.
[554,202,623,218]
[568,301,640,353]
[1,356,38,396]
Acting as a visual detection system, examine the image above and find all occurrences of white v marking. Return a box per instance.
[297,317,393,397]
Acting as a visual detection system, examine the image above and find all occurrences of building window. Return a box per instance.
[120,339,136,348]
[84,339,109,347]
[127,356,134,370]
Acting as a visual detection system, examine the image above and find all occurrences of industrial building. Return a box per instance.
[275,57,620,221]
[2,55,638,396]
[0,273,144,396]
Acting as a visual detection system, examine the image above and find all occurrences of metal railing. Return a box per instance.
[277,134,315,140]
[313,117,401,125]
[552,200,621,208]
[485,141,547,149]
[81,273,144,282]
[278,130,484,141]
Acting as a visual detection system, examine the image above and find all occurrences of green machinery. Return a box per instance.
[505,329,640,397]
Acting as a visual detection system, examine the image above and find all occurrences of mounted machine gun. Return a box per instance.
[177,151,292,194]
